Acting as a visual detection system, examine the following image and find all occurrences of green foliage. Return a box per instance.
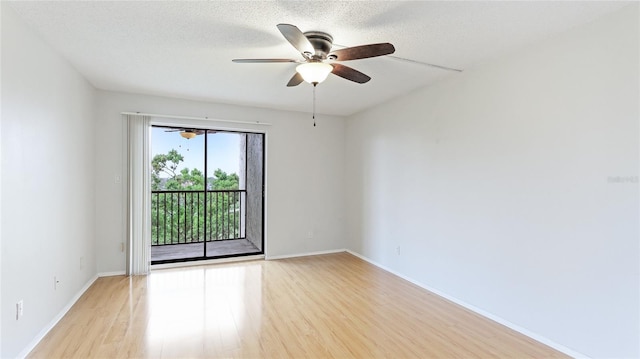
[211,169,239,190]
[151,149,183,190]
[150,149,241,246]
[163,167,205,190]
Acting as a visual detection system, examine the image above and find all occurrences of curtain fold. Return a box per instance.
[125,114,151,275]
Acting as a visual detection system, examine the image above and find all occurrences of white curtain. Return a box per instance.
[125,114,151,275]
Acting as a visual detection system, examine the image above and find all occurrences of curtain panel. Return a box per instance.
[125,114,151,275]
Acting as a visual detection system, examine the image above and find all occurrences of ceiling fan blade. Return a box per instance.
[383,55,463,72]
[277,23,315,58]
[232,58,298,63]
[331,64,371,84]
[165,128,206,135]
[286,72,304,87]
[329,43,395,61]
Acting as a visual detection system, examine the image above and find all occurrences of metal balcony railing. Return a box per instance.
[151,190,246,246]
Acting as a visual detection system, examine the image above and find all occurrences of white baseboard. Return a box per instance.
[17,274,99,359]
[345,249,588,359]
[98,270,126,277]
[265,248,346,260]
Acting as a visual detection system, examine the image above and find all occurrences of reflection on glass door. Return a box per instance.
[150,126,264,264]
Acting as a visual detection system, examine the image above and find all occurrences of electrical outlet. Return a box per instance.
[80,256,84,270]
[114,174,122,184]
[120,242,125,252]
[396,246,401,255]
[307,230,314,239]
[16,300,23,320]
[54,276,59,290]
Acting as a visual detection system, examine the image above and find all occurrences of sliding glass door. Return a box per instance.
[150,126,264,264]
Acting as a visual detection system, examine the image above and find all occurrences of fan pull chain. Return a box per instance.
[312,83,317,127]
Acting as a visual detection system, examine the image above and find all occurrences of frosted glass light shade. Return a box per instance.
[180,131,197,139]
[296,62,333,84]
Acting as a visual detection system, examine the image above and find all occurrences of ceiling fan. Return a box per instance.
[232,23,396,87]
[165,128,206,139]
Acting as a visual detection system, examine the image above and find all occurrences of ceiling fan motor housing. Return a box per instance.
[304,31,333,60]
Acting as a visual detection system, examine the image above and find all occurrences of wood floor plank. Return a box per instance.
[27,252,568,358]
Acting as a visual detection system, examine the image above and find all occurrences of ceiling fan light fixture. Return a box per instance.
[296,62,333,84]
[180,131,197,139]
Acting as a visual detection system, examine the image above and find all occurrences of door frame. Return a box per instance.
[147,117,267,266]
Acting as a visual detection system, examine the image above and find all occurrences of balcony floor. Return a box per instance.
[151,239,261,262]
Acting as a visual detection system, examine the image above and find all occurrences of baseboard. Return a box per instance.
[345,249,589,359]
[98,270,126,277]
[265,248,346,260]
[17,274,99,359]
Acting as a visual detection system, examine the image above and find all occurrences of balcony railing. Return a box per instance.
[151,189,246,246]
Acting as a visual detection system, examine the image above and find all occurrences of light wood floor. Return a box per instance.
[28,252,567,358]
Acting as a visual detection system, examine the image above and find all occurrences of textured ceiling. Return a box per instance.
[7,1,628,116]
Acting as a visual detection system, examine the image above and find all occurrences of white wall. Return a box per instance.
[2,3,346,352]
[346,5,639,358]
[1,4,97,358]
[95,91,346,273]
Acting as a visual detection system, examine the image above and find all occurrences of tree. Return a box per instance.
[151,149,183,190]
[152,149,206,191]
[210,169,239,190]
[150,149,241,246]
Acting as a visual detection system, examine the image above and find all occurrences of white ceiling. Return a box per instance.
[7,1,628,116]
